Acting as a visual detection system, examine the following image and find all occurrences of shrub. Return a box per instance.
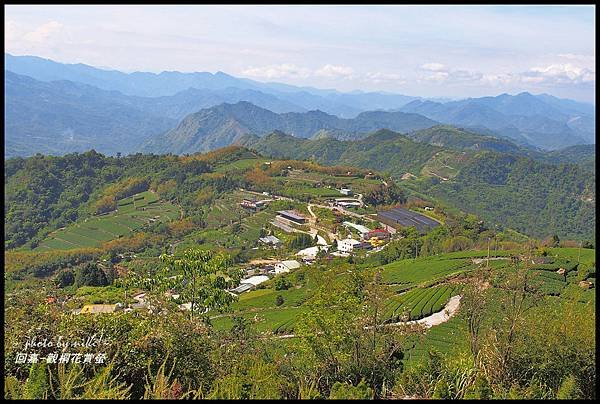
[329,380,373,399]
[75,263,108,287]
[55,269,75,288]
[274,278,292,291]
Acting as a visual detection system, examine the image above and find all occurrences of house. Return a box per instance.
[259,235,282,247]
[364,229,390,241]
[296,245,329,261]
[242,275,270,286]
[275,260,301,274]
[230,283,254,294]
[276,210,307,225]
[241,199,267,210]
[342,221,370,236]
[79,304,117,314]
[336,198,362,208]
[241,199,257,209]
[340,188,353,196]
[337,238,363,254]
[230,275,270,294]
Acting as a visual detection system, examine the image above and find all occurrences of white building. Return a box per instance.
[342,221,370,236]
[337,238,362,254]
[241,275,270,286]
[275,260,301,274]
[296,245,329,261]
[340,188,353,196]
[259,235,282,247]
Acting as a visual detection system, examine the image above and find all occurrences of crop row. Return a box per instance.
[383,284,459,322]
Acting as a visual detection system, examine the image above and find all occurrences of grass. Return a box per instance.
[212,306,307,335]
[214,158,269,173]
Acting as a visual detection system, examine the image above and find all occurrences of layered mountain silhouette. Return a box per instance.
[141,101,439,154]
[399,92,594,150]
[4,53,595,157]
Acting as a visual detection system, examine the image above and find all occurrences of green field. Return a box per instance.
[34,191,180,251]
[379,255,473,287]
[383,284,461,322]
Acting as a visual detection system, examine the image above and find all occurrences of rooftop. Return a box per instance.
[277,210,307,221]
[342,221,371,234]
[241,275,270,286]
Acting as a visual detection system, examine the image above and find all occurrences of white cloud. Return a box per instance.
[243,63,356,80]
[421,62,446,72]
[481,73,516,86]
[242,63,311,79]
[525,63,595,85]
[22,20,64,43]
[314,64,354,78]
[5,20,21,42]
[364,72,405,84]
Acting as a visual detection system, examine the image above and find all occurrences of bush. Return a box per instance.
[55,269,75,288]
[75,263,108,287]
[274,277,292,291]
[275,295,284,306]
[329,380,373,399]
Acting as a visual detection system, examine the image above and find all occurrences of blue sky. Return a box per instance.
[5,5,596,102]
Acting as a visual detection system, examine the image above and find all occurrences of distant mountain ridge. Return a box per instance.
[4,53,595,155]
[5,71,177,157]
[399,92,594,150]
[5,53,423,118]
[141,101,439,154]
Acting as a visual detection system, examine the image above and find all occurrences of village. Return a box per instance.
[73,182,441,315]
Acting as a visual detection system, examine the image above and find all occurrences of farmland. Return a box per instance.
[33,191,179,251]
[382,284,462,322]
[379,255,474,288]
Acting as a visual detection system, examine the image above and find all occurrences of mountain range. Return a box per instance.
[398,93,595,150]
[141,102,438,154]
[4,53,596,158]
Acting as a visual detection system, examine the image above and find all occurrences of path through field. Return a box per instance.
[390,295,462,328]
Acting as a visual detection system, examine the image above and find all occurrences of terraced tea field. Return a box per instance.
[403,315,469,366]
[383,284,462,322]
[34,191,180,251]
[380,255,474,288]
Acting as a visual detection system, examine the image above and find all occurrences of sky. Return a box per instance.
[4,5,596,102]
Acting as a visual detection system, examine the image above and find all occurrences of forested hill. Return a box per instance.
[406,125,540,156]
[422,152,595,241]
[141,101,438,155]
[237,129,442,175]
[239,131,595,241]
[5,137,595,249]
[545,144,596,172]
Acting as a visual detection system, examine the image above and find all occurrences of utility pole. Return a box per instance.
[578,240,582,264]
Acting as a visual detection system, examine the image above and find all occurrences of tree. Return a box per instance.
[286,233,314,250]
[274,277,292,291]
[55,269,75,288]
[275,295,284,306]
[157,248,242,321]
[75,263,108,287]
[461,267,491,367]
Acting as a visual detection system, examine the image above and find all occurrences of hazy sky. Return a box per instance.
[5,5,596,102]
